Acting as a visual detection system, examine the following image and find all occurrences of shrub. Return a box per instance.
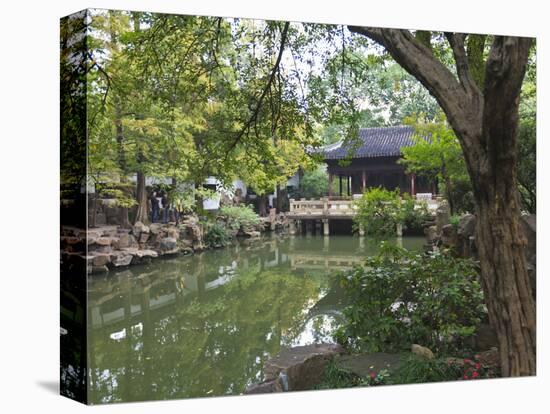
[455,354,499,380]
[315,360,363,389]
[335,244,485,354]
[219,205,261,231]
[204,223,231,248]
[353,187,404,238]
[316,362,392,389]
[392,355,462,384]
[353,188,431,238]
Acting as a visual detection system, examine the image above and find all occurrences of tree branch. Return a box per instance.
[225,21,290,157]
[348,26,484,169]
[481,36,533,160]
[445,32,481,98]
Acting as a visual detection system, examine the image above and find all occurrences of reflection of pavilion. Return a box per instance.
[289,253,363,271]
[87,238,359,331]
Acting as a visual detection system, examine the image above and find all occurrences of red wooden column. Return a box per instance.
[410,173,416,196]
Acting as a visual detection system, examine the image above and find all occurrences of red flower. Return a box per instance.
[475,363,481,370]
[370,372,377,379]
[472,371,479,378]
[463,358,472,364]
[463,374,469,380]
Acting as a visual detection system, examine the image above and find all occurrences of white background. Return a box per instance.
[0,0,548,412]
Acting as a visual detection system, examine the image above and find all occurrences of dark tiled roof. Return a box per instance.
[322,125,415,160]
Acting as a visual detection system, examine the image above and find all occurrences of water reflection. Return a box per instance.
[87,235,424,403]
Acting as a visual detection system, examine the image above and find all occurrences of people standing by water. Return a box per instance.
[161,191,170,223]
[150,190,160,223]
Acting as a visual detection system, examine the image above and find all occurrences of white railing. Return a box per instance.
[289,195,442,217]
[288,198,357,217]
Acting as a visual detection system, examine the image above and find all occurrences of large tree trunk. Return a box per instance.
[348,27,535,376]
[258,194,267,217]
[475,182,536,375]
[134,171,149,224]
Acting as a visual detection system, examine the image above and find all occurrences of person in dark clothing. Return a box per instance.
[161,191,170,223]
[150,191,160,223]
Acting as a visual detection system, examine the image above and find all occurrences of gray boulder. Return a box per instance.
[411,344,435,359]
[160,237,178,253]
[132,221,150,238]
[435,201,450,233]
[91,254,111,267]
[261,343,344,392]
[457,214,476,238]
[110,251,134,267]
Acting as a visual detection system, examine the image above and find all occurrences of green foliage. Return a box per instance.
[315,360,364,389]
[298,167,329,198]
[336,246,485,354]
[353,188,429,238]
[170,191,196,214]
[353,188,404,238]
[204,223,231,248]
[392,355,462,384]
[449,214,461,229]
[219,205,261,231]
[400,114,473,214]
[517,49,536,213]
[168,186,215,214]
[360,63,441,125]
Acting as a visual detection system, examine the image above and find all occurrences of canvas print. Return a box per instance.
[60,8,536,405]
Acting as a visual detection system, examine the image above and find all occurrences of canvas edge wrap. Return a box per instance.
[60,9,89,405]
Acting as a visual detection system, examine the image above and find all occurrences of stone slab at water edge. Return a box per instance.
[244,343,344,394]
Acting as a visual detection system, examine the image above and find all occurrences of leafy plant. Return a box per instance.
[400,113,473,214]
[315,360,363,389]
[361,368,391,386]
[352,187,404,238]
[204,223,231,248]
[449,214,461,230]
[219,205,261,231]
[392,355,462,384]
[353,188,430,238]
[336,245,485,354]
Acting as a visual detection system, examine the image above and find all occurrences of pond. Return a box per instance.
[87,235,425,403]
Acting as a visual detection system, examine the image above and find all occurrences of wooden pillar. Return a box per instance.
[362,170,366,192]
[347,176,351,196]
[339,175,342,196]
[410,173,416,196]
[328,172,333,198]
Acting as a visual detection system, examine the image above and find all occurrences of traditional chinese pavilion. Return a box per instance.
[322,125,435,197]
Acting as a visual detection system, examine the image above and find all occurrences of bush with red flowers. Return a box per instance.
[455,354,497,380]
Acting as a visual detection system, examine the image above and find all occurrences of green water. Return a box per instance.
[87,235,425,403]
